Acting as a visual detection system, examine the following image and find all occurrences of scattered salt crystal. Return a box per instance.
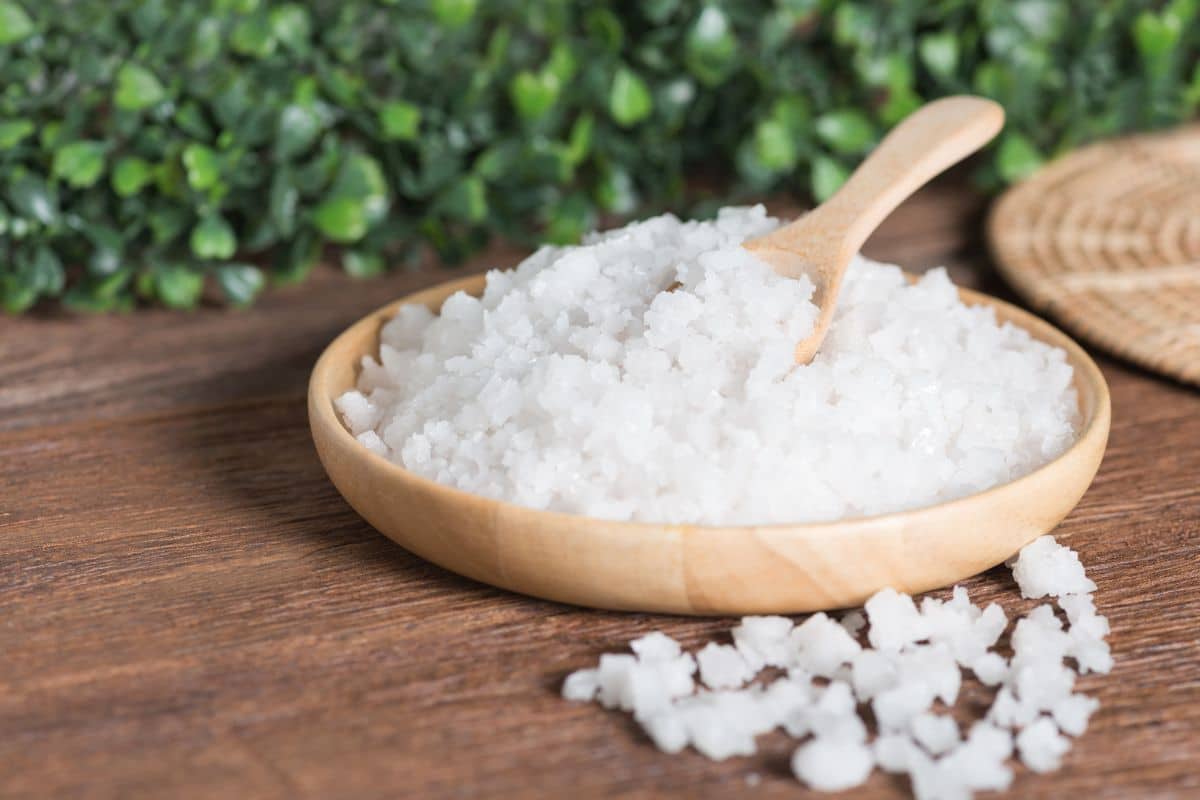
[866,588,929,652]
[343,207,1079,525]
[850,648,898,701]
[696,642,754,690]
[732,615,794,671]
[641,710,688,753]
[791,737,875,792]
[969,652,1008,686]
[790,612,862,677]
[1016,716,1072,773]
[987,686,1038,730]
[840,610,866,635]
[873,681,937,732]
[911,712,960,755]
[561,536,1108,799]
[1011,536,1097,599]
[1051,693,1100,736]
[631,631,682,662]
[562,668,599,702]
[874,732,920,773]
[595,653,637,710]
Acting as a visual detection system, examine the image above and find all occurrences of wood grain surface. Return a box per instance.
[2,180,1198,799]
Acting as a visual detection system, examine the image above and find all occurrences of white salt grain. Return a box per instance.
[969,652,1008,687]
[791,737,875,792]
[631,631,683,662]
[560,536,1108,799]
[562,668,599,702]
[790,612,863,677]
[732,615,794,671]
[1016,716,1072,773]
[1051,693,1100,736]
[911,712,960,756]
[341,206,1078,525]
[696,642,754,690]
[1011,536,1097,599]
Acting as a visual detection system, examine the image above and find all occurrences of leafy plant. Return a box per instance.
[0,0,1197,312]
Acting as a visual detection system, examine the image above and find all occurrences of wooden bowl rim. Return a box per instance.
[309,272,1111,535]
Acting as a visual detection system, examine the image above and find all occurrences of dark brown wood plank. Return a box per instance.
[1,180,1198,799]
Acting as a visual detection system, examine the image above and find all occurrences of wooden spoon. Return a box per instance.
[744,96,1005,364]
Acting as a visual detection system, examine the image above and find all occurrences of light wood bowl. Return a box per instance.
[309,273,1111,616]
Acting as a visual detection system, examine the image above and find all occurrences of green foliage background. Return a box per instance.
[1,0,1198,312]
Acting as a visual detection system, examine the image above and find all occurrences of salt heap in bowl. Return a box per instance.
[337,206,1078,525]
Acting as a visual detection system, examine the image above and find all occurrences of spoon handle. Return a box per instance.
[762,96,1004,256]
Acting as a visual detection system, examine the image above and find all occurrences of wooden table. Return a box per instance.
[2,182,1198,799]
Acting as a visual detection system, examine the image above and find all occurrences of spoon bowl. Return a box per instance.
[309,273,1110,616]
[747,96,1006,363]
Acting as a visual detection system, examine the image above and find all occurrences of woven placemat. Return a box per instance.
[988,125,1200,387]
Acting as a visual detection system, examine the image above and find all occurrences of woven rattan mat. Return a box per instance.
[988,125,1200,388]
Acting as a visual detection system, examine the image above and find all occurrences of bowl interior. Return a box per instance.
[308,271,1110,614]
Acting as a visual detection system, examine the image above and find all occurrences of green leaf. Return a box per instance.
[329,152,388,223]
[996,133,1044,182]
[811,155,849,202]
[85,224,124,276]
[432,0,477,28]
[231,14,276,58]
[313,196,367,242]
[1133,11,1182,61]
[379,100,421,141]
[114,63,166,111]
[216,263,265,306]
[343,249,385,277]
[0,1,34,45]
[919,33,959,79]
[269,4,310,51]
[52,141,107,188]
[190,213,237,259]
[269,168,299,236]
[182,144,221,191]
[685,6,738,86]
[276,104,323,159]
[565,113,594,165]
[509,70,560,122]
[609,66,653,127]
[440,174,486,222]
[0,119,34,149]
[7,174,59,226]
[112,156,153,197]
[154,265,205,309]
[752,120,797,172]
[189,17,223,65]
[26,246,65,293]
[815,109,875,155]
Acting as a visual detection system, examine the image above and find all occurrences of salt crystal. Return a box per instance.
[840,610,866,635]
[911,712,960,755]
[1016,716,1072,773]
[1052,693,1100,736]
[732,615,794,671]
[790,612,862,677]
[969,652,1008,686]
[850,648,898,701]
[562,668,599,702]
[1011,536,1097,599]
[866,588,929,652]
[791,738,875,792]
[631,631,682,662]
[344,207,1079,525]
[696,642,754,690]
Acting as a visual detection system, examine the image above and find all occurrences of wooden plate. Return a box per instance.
[988,125,1200,387]
[309,274,1110,616]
